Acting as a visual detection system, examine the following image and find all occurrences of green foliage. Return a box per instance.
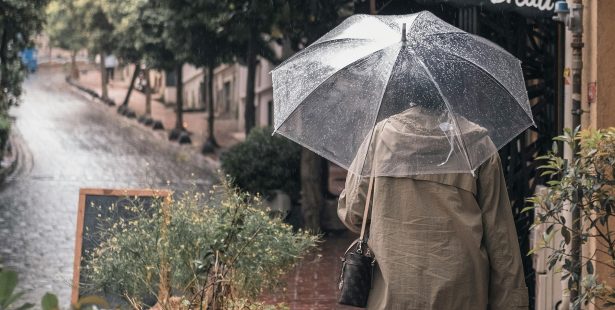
[0,267,109,310]
[529,127,615,307]
[79,0,115,55]
[272,0,354,50]
[40,293,58,310]
[84,178,318,309]
[46,0,87,53]
[102,0,146,64]
[221,127,301,201]
[0,0,49,110]
[0,270,34,310]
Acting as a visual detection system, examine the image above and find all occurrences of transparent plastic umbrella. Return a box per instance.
[271,11,535,177]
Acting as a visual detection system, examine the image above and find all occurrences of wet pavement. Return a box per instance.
[0,68,216,304]
[0,67,356,309]
[264,230,357,310]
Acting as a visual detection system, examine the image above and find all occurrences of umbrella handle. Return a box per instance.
[402,23,407,43]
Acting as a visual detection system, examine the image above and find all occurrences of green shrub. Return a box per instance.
[84,178,318,309]
[0,267,106,310]
[221,127,301,201]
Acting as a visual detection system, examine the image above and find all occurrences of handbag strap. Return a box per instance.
[359,174,375,242]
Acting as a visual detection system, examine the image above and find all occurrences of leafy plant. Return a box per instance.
[84,178,318,309]
[528,127,615,308]
[1,0,48,111]
[221,127,301,201]
[0,269,107,310]
[0,270,33,310]
[41,293,58,310]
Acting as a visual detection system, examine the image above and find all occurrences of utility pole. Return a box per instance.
[554,1,584,308]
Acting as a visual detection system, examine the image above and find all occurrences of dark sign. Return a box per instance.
[71,188,170,307]
[416,0,556,18]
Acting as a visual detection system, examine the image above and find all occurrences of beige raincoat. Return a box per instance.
[338,108,529,309]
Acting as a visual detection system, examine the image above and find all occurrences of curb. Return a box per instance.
[66,77,116,106]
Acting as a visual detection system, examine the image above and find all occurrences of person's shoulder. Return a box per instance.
[477,152,503,176]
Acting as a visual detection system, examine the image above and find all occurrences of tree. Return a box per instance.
[136,0,187,140]
[274,0,354,232]
[160,0,241,152]
[0,0,49,158]
[222,0,279,135]
[46,0,88,79]
[103,0,146,108]
[79,0,116,101]
[0,0,49,110]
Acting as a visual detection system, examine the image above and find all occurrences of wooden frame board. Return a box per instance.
[71,188,171,305]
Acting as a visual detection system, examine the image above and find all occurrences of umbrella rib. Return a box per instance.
[413,50,476,174]
[432,47,534,124]
[420,33,533,120]
[274,42,402,133]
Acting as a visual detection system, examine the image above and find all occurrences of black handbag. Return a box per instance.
[338,175,376,308]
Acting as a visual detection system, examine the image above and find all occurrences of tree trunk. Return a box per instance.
[145,68,152,115]
[206,62,218,146]
[70,51,79,80]
[300,148,324,232]
[244,26,258,135]
[175,64,184,130]
[99,52,108,99]
[122,63,140,107]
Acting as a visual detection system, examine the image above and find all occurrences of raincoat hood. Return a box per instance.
[351,106,496,177]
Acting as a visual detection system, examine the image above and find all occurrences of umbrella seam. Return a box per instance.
[355,47,406,177]
[408,11,427,34]
[425,46,534,125]
[412,49,476,174]
[273,42,402,132]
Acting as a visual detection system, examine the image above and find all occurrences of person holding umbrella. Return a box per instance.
[272,12,531,309]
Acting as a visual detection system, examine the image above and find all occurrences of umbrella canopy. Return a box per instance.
[272,11,534,177]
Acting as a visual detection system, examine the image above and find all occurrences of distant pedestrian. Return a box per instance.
[104,54,117,83]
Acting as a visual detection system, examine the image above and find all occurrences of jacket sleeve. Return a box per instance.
[477,154,529,309]
[337,171,370,234]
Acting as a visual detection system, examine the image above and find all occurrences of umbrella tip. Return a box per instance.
[402,23,407,42]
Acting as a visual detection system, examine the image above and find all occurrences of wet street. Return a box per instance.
[0,68,216,304]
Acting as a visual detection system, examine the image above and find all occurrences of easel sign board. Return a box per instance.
[71,188,171,307]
